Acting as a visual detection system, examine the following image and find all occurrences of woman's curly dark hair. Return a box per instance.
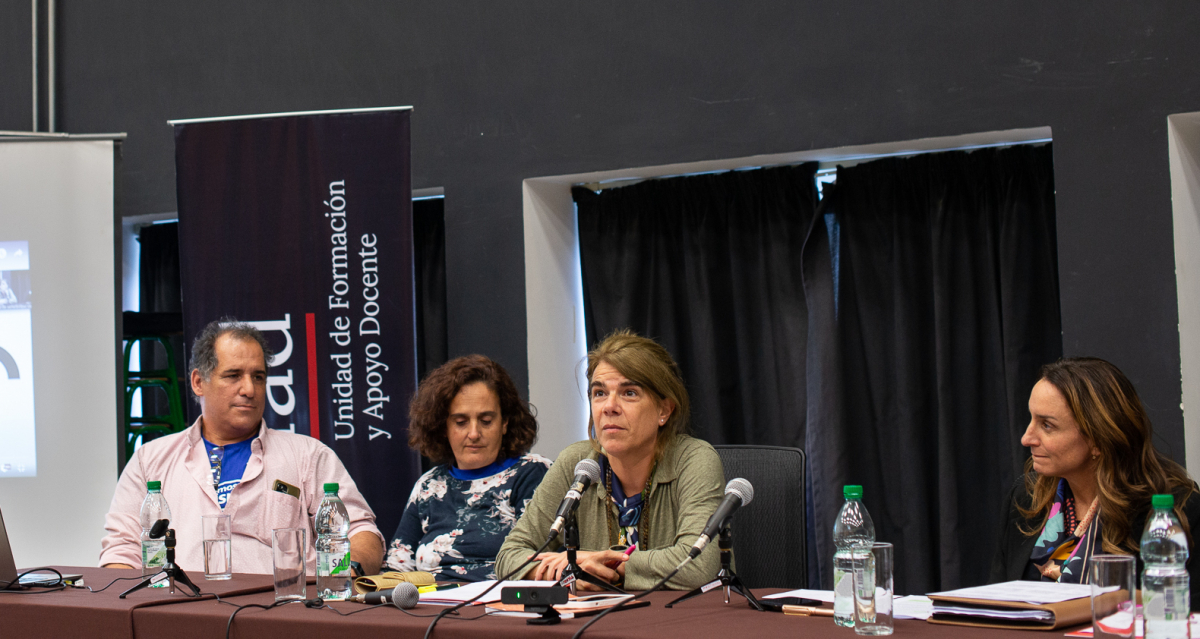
[407,355,539,465]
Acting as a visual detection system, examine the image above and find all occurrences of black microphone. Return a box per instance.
[687,478,754,559]
[149,519,169,539]
[546,459,602,541]
[347,581,420,609]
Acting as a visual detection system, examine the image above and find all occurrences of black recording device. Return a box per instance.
[501,585,570,625]
[501,585,570,606]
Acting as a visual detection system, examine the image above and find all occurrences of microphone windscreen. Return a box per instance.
[725,478,754,506]
[149,519,170,538]
[392,581,420,609]
[574,458,602,484]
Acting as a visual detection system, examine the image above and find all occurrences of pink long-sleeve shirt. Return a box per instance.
[99,419,382,574]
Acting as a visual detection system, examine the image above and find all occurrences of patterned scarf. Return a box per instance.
[1029,479,1101,583]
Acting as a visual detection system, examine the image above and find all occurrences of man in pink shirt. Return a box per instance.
[100,319,384,576]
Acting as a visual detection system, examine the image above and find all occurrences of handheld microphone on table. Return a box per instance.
[687,478,754,560]
[347,582,420,609]
[546,459,602,542]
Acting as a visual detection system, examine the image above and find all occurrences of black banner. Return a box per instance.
[173,108,419,537]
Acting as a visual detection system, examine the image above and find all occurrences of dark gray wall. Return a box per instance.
[1,2,32,131]
[7,2,1198,458]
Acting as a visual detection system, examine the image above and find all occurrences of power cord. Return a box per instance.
[422,535,557,639]
[86,574,150,593]
[0,568,67,593]
[570,558,688,639]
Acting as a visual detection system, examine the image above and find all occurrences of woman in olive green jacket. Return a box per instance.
[496,330,725,590]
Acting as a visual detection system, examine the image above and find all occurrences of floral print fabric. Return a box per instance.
[385,454,551,581]
[1028,478,1101,584]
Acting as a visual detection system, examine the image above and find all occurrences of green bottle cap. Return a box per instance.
[844,485,863,500]
[147,480,162,490]
[1152,494,1174,509]
[323,482,340,493]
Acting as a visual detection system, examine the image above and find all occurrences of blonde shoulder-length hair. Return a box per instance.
[585,329,691,461]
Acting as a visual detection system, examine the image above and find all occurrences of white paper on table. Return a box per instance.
[418,580,548,605]
[1066,613,1200,638]
[893,595,933,620]
[761,588,836,603]
[927,580,1091,604]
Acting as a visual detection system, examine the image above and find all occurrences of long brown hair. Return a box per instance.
[1019,357,1194,553]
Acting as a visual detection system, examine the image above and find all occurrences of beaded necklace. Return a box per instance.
[604,460,656,549]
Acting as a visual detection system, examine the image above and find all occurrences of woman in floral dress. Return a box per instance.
[385,355,551,581]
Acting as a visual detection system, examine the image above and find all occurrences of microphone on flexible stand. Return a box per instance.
[687,478,754,560]
[347,581,420,609]
[570,480,759,639]
[546,459,602,542]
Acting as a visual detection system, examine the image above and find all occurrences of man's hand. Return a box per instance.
[102,563,135,569]
[349,531,384,576]
[529,550,628,590]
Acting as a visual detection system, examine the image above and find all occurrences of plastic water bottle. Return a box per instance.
[833,484,875,627]
[139,480,171,577]
[1142,494,1190,638]
[315,482,352,599]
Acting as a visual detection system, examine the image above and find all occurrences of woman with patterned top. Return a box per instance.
[990,357,1200,609]
[385,355,551,581]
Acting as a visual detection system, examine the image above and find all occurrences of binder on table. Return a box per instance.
[926,592,1093,631]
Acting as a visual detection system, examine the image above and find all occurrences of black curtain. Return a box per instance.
[806,144,1061,595]
[573,164,819,447]
[413,197,448,383]
[137,222,186,424]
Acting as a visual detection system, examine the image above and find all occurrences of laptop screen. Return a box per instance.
[0,506,18,587]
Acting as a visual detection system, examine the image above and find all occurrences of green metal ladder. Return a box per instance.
[122,334,187,460]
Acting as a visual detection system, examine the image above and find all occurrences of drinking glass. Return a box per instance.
[271,528,306,601]
[201,514,232,580]
[852,542,894,636]
[1090,555,1136,639]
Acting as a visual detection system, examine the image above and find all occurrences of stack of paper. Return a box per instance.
[893,595,933,620]
[761,589,836,603]
[925,581,1093,630]
[932,605,1054,622]
[927,581,1093,604]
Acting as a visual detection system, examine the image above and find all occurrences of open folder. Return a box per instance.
[926,581,1097,631]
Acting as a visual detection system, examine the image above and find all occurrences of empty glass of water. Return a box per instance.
[272,528,307,602]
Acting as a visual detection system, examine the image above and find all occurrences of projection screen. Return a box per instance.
[0,136,122,568]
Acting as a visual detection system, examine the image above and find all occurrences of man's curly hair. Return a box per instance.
[408,355,538,465]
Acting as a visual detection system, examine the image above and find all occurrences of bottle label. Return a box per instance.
[318,550,351,576]
[143,540,166,569]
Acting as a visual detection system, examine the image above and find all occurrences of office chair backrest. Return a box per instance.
[713,445,806,589]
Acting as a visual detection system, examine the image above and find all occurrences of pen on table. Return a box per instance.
[783,605,835,617]
[417,583,464,594]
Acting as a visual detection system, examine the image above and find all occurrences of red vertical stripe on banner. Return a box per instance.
[306,313,320,440]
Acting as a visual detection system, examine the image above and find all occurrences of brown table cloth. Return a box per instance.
[132,587,1090,639]
[2,566,274,639]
